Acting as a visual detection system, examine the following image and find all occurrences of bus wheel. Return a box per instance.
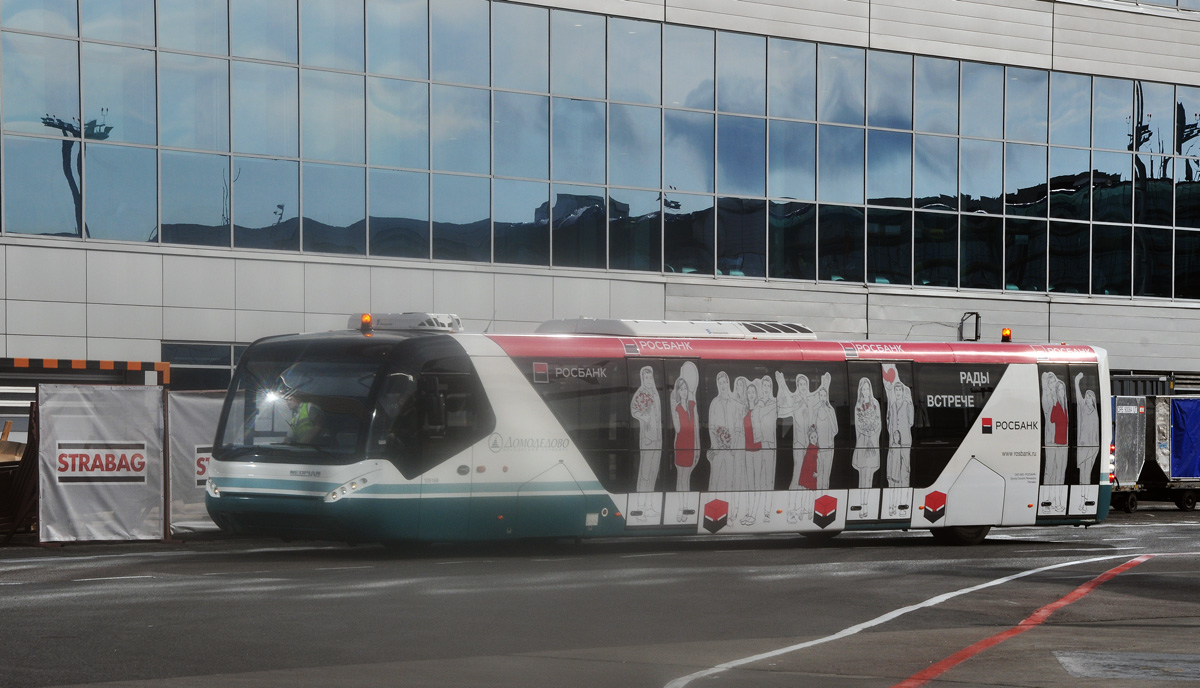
[799,531,840,545]
[1123,494,1138,513]
[1176,491,1197,512]
[930,526,991,546]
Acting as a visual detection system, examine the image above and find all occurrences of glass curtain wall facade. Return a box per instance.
[3,0,1200,298]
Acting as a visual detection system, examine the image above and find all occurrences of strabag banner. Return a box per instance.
[167,390,224,534]
[38,384,165,542]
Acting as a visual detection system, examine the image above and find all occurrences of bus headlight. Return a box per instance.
[324,476,370,503]
[206,479,220,498]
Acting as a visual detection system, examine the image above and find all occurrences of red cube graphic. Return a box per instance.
[813,494,838,529]
[703,499,729,534]
[923,490,946,523]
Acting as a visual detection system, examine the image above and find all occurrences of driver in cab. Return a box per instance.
[285,392,326,444]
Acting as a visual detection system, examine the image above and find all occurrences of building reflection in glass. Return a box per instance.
[818,204,864,282]
[369,168,429,258]
[717,197,765,277]
[768,201,815,280]
[609,189,661,272]
[664,193,714,274]
[552,186,605,268]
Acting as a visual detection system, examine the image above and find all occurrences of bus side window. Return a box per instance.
[420,374,446,438]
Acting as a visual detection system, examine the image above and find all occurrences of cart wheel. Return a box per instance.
[1175,490,1197,512]
[1123,493,1138,513]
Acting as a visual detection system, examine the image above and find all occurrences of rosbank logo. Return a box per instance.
[56,441,148,484]
[982,418,1039,433]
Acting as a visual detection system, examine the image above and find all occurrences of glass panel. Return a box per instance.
[231,0,297,62]
[1005,67,1048,143]
[768,201,815,279]
[1176,230,1200,299]
[551,10,604,99]
[960,214,1002,290]
[1048,221,1087,293]
[368,0,427,79]
[1136,155,1172,226]
[1092,224,1131,296]
[609,188,661,271]
[718,32,765,116]
[431,84,489,174]
[368,77,428,169]
[160,54,229,151]
[960,62,1003,139]
[717,197,765,276]
[2,33,79,136]
[608,18,659,105]
[914,56,957,135]
[494,92,548,180]
[553,97,605,184]
[302,163,365,255]
[664,109,714,193]
[817,44,864,125]
[161,150,230,247]
[768,38,815,121]
[610,104,660,189]
[914,211,957,288]
[301,0,364,71]
[85,143,157,242]
[369,168,429,258]
[170,368,232,391]
[1138,81,1173,154]
[1093,150,1133,223]
[867,130,912,207]
[1094,77,1132,151]
[493,3,548,93]
[663,25,714,110]
[2,0,76,34]
[1049,146,1090,221]
[302,70,364,164]
[718,115,765,197]
[552,183,605,268]
[1178,86,1200,157]
[231,61,298,157]
[960,138,1002,214]
[663,193,714,275]
[1177,157,1200,228]
[431,0,488,86]
[233,156,299,250]
[159,0,228,54]
[914,134,957,211]
[867,51,912,130]
[818,204,864,282]
[162,343,231,366]
[432,173,489,262]
[1006,218,1046,291]
[818,125,864,205]
[81,0,153,45]
[1005,143,1047,217]
[3,135,81,236]
[81,44,155,146]
[1134,226,1171,297]
[1050,72,1090,148]
[768,119,815,201]
[493,178,548,265]
[866,208,911,285]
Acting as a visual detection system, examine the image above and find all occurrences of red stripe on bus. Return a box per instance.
[892,555,1152,688]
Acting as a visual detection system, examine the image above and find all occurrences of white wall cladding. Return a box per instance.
[1052,1,1200,85]
[666,0,869,46]
[869,0,1054,67]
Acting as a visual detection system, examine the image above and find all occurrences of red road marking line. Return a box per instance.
[893,554,1153,688]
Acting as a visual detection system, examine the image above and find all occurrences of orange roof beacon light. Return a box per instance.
[359,313,373,334]
[1000,327,1012,343]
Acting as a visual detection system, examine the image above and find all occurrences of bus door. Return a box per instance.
[627,358,669,527]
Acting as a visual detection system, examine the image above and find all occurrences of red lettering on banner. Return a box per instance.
[105,454,117,471]
[196,456,209,476]
[131,454,145,472]
[58,454,68,471]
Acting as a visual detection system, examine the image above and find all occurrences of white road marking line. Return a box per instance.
[1014,547,1144,553]
[72,575,156,583]
[436,560,495,565]
[663,552,1189,688]
[313,566,373,571]
[621,552,677,559]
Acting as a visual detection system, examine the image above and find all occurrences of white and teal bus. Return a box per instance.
[206,313,1112,546]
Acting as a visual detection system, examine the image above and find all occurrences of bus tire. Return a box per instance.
[1123,494,1138,513]
[929,526,990,546]
[1175,491,1197,512]
[799,530,840,545]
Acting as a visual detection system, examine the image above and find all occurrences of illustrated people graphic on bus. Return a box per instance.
[630,365,662,521]
[752,376,779,522]
[707,371,739,500]
[1041,371,1070,513]
[853,377,882,498]
[812,376,837,489]
[883,364,914,489]
[671,362,700,514]
[777,372,814,491]
[739,377,778,526]
[1075,372,1099,509]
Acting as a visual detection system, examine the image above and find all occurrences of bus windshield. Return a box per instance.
[218,349,384,463]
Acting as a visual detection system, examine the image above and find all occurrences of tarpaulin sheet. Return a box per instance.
[1170,397,1200,479]
[38,385,164,542]
[167,390,223,535]
[1112,396,1147,484]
